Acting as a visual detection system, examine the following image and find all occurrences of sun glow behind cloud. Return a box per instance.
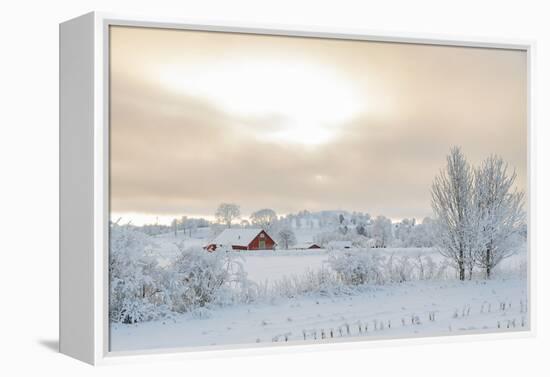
[157,59,364,146]
[110,26,527,222]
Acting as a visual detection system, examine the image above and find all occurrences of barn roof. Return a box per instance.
[211,228,266,247]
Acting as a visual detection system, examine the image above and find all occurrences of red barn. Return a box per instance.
[205,228,277,252]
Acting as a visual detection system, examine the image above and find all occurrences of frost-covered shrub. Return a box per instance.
[110,225,168,324]
[110,297,160,324]
[110,224,261,323]
[328,250,385,285]
[271,269,345,298]
[413,254,435,280]
[168,246,256,313]
[411,254,451,280]
[228,269,266,305]
[385,254,414,283]
[327,249,453,286]
[169,246,230,312]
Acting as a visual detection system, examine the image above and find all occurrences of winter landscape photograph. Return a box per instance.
[108,26,528,352]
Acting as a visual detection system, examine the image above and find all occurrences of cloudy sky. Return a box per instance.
[109,26,527,225]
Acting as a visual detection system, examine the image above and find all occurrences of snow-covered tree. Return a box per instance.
[250,208,278,231]
[432,148,527,280]
[208,223,225,239]
[277,227,297,249]
[356,223,366,236]
[371,215,393,248]
[406,217,435,247]
[215,203,240,228]
[431,147,476,281]
[171,218,179,237]
[393,218,415,246]
[473,155,526,278]
[328,251,385,285]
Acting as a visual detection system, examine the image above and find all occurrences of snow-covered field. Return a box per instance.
[150,231,526,286]
[111,277,528,351]
[110,231,528,352]
[240,250,329,284]
[239,248,526,286]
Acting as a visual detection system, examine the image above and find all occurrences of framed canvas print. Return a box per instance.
[59,12,535,365]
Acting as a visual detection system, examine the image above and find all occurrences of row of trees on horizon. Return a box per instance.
[162,204,436,249]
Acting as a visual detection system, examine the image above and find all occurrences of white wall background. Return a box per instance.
[0,0,548,375]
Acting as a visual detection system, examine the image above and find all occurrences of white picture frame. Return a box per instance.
[59,11,536,365]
